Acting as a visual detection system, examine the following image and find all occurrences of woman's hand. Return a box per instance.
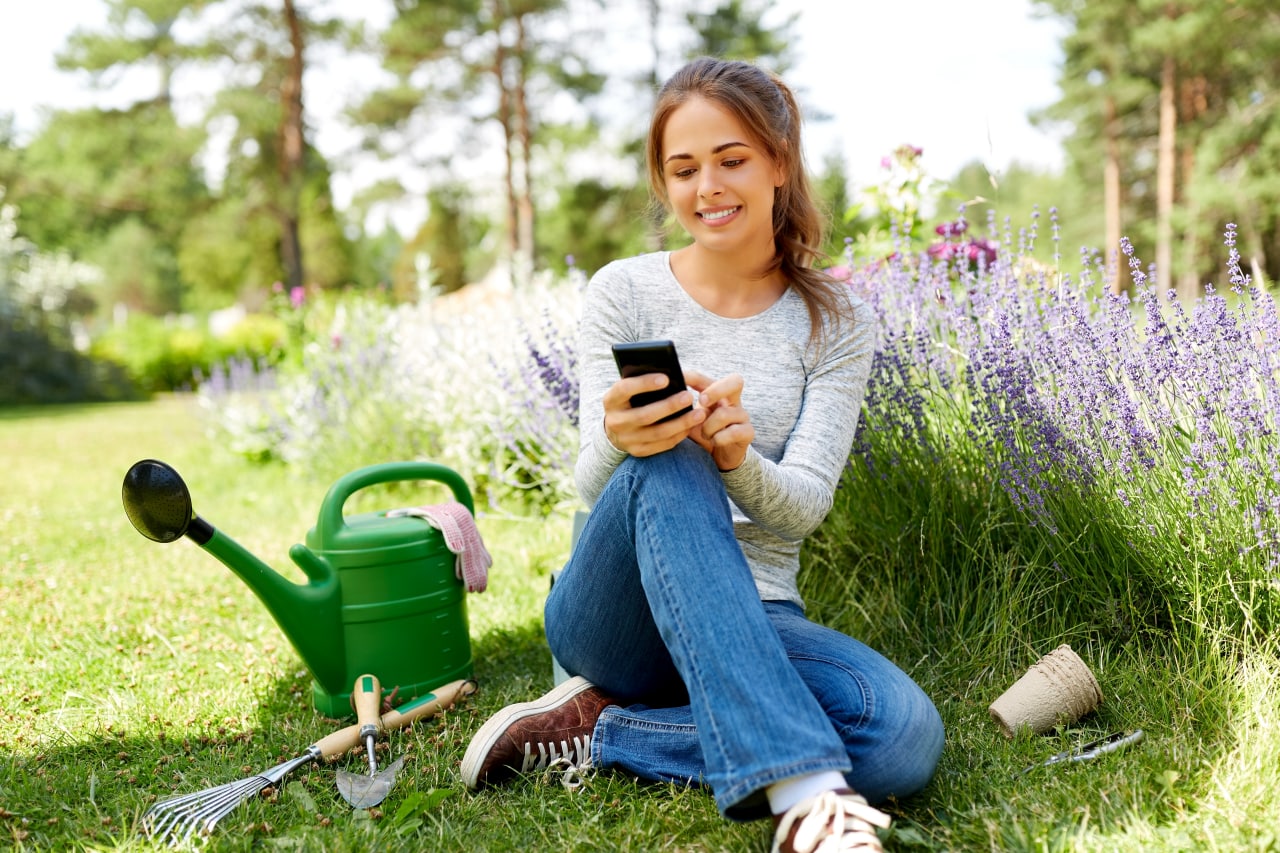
[602,372,706,457]
[685,370,754,471]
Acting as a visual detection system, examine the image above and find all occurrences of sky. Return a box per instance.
[0,0,1068,230]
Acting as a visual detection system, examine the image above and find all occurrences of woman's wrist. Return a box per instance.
[604,417,624,453]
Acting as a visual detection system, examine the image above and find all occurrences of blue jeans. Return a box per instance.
[545,442,944,820]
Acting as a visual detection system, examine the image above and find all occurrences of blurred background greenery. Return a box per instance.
[2,0,1278,403]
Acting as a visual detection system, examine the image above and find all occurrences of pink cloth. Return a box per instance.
[387,502,491,592]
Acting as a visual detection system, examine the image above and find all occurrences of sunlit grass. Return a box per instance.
[4,396,1280,850]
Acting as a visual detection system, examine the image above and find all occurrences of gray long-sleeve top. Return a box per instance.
[574,251,875,607]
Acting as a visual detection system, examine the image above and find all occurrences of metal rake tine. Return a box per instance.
[144,778,265,847]
[145,780,238,824]
[146,804,206,848]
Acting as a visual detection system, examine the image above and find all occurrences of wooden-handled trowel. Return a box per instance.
[336,674,474,809]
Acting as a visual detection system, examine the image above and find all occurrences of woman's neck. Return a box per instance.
[670,244,787,318]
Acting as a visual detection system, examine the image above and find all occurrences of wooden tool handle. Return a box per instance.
[353,673,384,737]
[310,678,477,760]
[381,678,477,730]
[312,722,365,760]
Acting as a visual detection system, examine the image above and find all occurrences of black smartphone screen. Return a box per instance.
[611,340,692,422]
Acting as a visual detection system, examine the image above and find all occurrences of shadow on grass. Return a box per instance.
[0,617,560,849]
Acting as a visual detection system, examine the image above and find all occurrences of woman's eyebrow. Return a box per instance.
[664,141,750,164]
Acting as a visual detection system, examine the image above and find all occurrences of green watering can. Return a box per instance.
[122,460,475,717]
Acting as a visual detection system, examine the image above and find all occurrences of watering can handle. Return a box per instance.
[316,461,474,541]
[312,678,478,760]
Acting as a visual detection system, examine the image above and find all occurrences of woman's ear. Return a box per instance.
[773,140,788,187]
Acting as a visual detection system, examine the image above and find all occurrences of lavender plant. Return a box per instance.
[841,217,1278,642]
[198,270,584,512]
[488,261,585,513]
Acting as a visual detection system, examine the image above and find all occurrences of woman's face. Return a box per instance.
[659,96,783,259]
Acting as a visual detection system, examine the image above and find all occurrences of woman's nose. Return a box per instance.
[698,169,723,198]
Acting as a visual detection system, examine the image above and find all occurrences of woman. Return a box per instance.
[461,56,944,853]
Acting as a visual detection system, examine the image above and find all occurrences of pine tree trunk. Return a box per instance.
[1176,144,1201,300]
[647,0,666,251]
[514,13,535,282]
[1103,93,1122,295]
[279,0,306,293]
[1176,77,1208,301]
[494,38,519,263]
[1155,55,1176,297]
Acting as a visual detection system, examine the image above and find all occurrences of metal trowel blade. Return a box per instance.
[336,755,405,809]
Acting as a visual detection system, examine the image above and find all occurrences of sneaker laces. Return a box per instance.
[773,790,892,853]
[520,734,595,790]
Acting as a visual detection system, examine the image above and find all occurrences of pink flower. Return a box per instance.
[935,220,968,238]
[825,265,853,283]
[289,286,305,309]
[966,240,998,267]
[927,242,958,261]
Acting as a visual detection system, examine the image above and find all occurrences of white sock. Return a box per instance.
[767,771,849,815]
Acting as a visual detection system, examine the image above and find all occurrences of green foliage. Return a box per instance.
[536,177,651,277]
[91,310,287,394]
[3,103,210,313]
[177,196,266,308]
[834,144,943,263]
[198,277,582,512]
[0,317,138,405]
[396,184,493,297]
[92,313,216,393]
[685,0,798,71]
[219,311,289,359]
[89,216,185,313]
[0,189,139,404]
[948,159,1101,266]
[1033,0,1280,289]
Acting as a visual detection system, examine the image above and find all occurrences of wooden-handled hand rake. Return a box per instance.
[140,678,476,846]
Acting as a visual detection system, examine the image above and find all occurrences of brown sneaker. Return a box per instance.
[461,676,615,790]
[771,789,892,853]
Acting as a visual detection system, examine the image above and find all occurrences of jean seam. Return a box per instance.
[635,469,738,781]
[786,652,874,734]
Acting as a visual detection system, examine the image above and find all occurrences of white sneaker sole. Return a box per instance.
[460,675,595,790]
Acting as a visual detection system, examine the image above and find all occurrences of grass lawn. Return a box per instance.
[2,399,1278,851]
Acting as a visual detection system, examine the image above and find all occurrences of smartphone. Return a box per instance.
[611,339,692,423]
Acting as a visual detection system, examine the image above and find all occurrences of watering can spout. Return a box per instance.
[202,530,346,694]
[124,458,477,716]
[122,460,347,697]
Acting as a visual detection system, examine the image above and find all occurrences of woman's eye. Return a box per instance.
[723,158,744,168]
[673,168,695,179]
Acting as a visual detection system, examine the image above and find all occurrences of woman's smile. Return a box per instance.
[698,205,742,224]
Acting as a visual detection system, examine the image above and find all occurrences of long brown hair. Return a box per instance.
[646,56,849,344]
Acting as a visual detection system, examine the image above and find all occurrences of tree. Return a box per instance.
[47,0,357,309]
[3,104,209,313]
[395,184,493,297]
[199,0,356,297]
[683,0,797,72]
[2,0,216,313]
[360,0,605,283]
[56,0,218,107]
[1032,0,1152,294]
[1035,0,1280,295]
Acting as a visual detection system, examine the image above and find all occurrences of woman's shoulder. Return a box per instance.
[592,251,670,282]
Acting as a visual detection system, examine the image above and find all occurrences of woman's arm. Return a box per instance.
[721,298,876,540]
[573,265,634,507]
